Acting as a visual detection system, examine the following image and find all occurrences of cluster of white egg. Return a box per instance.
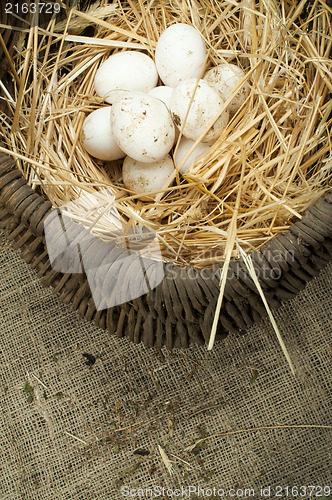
[81,23,250,197]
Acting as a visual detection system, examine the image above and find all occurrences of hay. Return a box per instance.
[0,0,331,267]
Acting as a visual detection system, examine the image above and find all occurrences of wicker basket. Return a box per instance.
[1,3,331,349]
[1,152,331,348]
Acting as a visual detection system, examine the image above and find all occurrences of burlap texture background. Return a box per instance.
[0,230,331,499]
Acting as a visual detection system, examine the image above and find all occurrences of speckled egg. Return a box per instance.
[111,92,175,163]
[204,63,250,116]
[170,78,229,142]
[122,155,175,198]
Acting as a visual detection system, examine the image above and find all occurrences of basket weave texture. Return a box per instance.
[0,152,331,348]
[1,2,332,348]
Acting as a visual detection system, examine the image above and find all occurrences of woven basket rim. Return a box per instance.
[1,2,331,348]
[0,149,331,348]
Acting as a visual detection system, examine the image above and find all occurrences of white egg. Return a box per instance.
[81,107,125,161]
[204,63,250,116]
[174,137,213,174]
[170,78,229,142]
[94,51,158,104]
[147,86,180,144]
[147,86,174,108]
[122,155,175,197]
[155,23,207,87]
[111,92,175,163]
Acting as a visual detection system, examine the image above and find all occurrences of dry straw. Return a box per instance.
[0,0,331,270]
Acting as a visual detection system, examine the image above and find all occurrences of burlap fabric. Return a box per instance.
[0,230,331,499]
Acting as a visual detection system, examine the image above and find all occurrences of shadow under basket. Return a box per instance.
[0,151,331,348]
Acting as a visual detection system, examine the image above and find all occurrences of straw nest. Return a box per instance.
[1,0,331,269]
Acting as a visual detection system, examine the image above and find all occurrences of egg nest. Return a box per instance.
[1,0,331,268]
